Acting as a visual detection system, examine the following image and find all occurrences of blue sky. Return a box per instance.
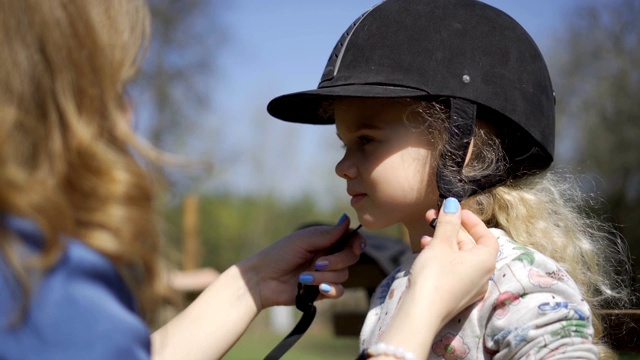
[206,0,585,207]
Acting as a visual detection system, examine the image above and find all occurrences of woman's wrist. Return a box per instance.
[234,255,265,312]
[151,261,263,360]
[404,276,451,324]
[367,342,417,360]
[375,285,448,359]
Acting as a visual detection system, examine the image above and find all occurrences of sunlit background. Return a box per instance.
[135,0,590,204]
[130,1,640,358]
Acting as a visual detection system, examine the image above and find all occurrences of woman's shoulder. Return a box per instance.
[0,216,150,360]
[1,215,139,309]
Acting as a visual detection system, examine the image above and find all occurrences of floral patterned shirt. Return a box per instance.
[359,228,597,359]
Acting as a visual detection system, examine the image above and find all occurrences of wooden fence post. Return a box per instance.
[182,194,200,270]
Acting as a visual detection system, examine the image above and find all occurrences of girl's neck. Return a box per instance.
[404,219,435,253]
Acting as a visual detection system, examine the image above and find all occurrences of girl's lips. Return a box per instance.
[350,194,367,207]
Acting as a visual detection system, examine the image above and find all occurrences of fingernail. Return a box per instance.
[360,240,366,251]
[336,213,348,225]
[319,283,331,293]
[299,273,314,284]
[443,197,460,214]
[315,260,329,271]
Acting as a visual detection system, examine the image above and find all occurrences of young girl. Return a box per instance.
[0,0,500,359]
[268,0,628,358]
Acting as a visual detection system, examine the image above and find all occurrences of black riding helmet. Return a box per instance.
[267,0,555,203]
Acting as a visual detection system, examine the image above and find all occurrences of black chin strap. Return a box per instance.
[431,98,509,228]
[264,225,362,360]
[436,98,477,203]
[263,286,317,360]
[432,98,477,228]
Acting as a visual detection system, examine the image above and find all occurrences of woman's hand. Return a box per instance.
[371,198,498,360]
[153,214,364,360]
[237,214,365,311]
[410,199,499,326]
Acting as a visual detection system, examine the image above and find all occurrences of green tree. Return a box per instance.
[165,193,343,271]
[552,0,640,302]
[129,0,229,195]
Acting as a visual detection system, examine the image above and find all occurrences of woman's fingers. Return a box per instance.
[297,271,347,300]
[430,198,463,249]
[425,208,438,223]
[425,201,496,253]
[420,235,433,248]
[461,210,498,251]
[299,240,357,300]
[293,215,352,252]
[456,226,476,251]
[318,283,345,299]
[427,198,472,251]
[298,268,349,287]
[314,233,365,271]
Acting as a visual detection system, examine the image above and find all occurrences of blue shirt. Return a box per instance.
[0,216,151,359]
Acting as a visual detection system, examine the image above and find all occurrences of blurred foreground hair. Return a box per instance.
[0,0,171,324]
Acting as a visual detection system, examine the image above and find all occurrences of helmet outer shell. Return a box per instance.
[268,0,555,173]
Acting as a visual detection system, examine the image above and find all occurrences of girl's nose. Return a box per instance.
[335,153,357,180]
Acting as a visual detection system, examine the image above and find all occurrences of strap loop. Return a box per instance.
[264,225,362,359]
[263,303,316,360]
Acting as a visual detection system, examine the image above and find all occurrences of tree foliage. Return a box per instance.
[552,0,640,299]
[133,0,227,149]
[163,193,404,272]
[128,0,229,196]
[165,194,343,271]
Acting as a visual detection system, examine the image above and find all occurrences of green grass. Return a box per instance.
[619,353,640,360]
[223,311,359,360]
[224,331,360,360]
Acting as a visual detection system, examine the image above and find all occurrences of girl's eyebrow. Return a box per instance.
[336,122,384,141]
[357,123,384,131]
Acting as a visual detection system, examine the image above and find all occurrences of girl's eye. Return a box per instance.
[358,136,373,145]
[338,135,374,150]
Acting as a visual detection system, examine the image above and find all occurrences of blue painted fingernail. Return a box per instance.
[443,197,460,214]
[315,260,329,271]
[336,213,348,225]
[319,283,331,293]
[299,274,314,284]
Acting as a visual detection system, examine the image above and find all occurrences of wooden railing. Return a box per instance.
[600,309,640,353]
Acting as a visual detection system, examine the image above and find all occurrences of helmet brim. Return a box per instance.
[267,84,429,124]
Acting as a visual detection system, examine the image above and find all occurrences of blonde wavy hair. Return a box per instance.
[0,0,167,323]
[407,100,629,359]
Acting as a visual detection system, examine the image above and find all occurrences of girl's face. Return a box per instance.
[334,98,439,233]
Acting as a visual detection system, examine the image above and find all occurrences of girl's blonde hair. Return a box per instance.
[409,100,629,359]
[0,0,166,323]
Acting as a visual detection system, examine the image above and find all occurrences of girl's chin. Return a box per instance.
[356,214,396,231]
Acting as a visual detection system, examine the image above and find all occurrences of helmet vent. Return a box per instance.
[320,4,381,83]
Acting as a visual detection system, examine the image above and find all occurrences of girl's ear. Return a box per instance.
[463,139,474,167]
